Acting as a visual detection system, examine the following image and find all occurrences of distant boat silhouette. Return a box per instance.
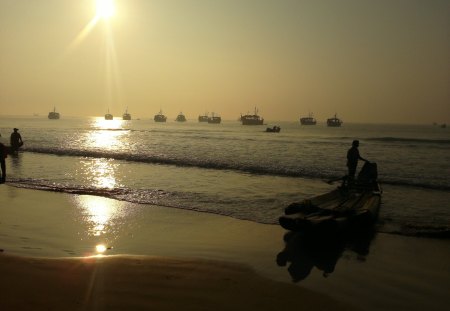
[105,109,113,120]
[154,110,167,122]
[176,112,186,122]
[208,112,221,124]
[122,107,131,120]
[198,112,209,122]
[327,114,342,127]
[300,113,316,125]
[241,107,264,125]
[48,107,60,119]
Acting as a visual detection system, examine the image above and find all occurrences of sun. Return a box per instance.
[96,0,116,19]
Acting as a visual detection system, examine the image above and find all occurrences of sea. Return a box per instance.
[1,116,449,239]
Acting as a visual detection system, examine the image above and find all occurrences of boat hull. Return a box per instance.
[279,186,381,236]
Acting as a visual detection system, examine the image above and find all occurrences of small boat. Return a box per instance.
[154,110,167,122]
[198,113,209,122]
[122,108,131,120]
[241,107,264,125]
[105,109,113,120]
[48,107,60,119]
[300,113,316,125]
[266,126,280,132]
[208,113,221,124]
[279,162,381,237]
[327,114,342,127]
[176,112,186,122]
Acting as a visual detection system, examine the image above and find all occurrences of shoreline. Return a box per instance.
[1,185,450,310]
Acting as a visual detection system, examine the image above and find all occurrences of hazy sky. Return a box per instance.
[0,0,449,123]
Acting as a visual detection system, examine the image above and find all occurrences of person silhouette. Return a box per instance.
[10,128,23,154]
[347,140,367,182]
[0,141,6,183]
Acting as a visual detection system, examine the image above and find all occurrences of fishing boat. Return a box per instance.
[105,109,113,120]
[266,126,281,132]
[279,162,381,237]
[327,114,342,127]
[300,113,316,125]
[176,112,187,122]
[48,107,60,119]
[207,113,221,124]
[154,110,167,122]
[241,108,264,125]
[198,113,209,122]
[122,108,131,120]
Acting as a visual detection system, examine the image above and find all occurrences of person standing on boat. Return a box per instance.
[347,140,367,182]
[10,128,23,154]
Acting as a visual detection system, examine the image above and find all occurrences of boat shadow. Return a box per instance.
[276,225,377,282]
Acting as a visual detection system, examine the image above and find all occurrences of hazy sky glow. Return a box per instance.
[0,0,449,123]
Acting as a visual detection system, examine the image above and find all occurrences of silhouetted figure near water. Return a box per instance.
[0,141,6,183]
[10,128,23,154]
[347,140,367,182]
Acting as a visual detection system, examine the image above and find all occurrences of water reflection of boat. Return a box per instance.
[122,108,131,120]
[48,107,60,119]
[327,113,342,127]
[241,108,264,125]
[208,113,221,124]
[154,110,167,122]
[276,225,377,282]
[176,112,186,122]
[300,113,316,125]
[105,109,113,120]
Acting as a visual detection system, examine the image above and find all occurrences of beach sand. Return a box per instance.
[1,185,449,310]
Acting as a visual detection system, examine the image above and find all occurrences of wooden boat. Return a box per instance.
[105,109,113,120]
[175,112,186,122]
[154,110,167,122]
[198,113,209,122]
[208,113,221,124]
[48,107,60,119]
[241,107,264,125]
[266,126,280,132]
[327,114,342,127]
[279,162,381,236]
[300,113,316,125]
[122,108,131,120]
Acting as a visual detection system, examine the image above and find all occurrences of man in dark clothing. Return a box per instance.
[347,140,367,181]
[10,128,23,154]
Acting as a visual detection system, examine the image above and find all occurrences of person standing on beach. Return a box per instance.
[0,141,6,183]
[10,128,23,154]
[347,140,367,181]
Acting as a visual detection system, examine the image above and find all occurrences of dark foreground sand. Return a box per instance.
[1,185,449,311]
[0,254,358,311]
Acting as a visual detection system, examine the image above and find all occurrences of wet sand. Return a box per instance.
[1,185,449,310]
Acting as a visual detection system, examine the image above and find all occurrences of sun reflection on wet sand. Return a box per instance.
[74,195,128,240]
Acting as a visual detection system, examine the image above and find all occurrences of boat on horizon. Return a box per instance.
[48,107,60,120]
[122,108,131,120]
[105,109,113,120]
[208,113,221,124]
[154,110,167,122]
[327,114,342,127]
[176,112,187,122]
[198,113,209,122]
[241,108,264,125]
[300,113,316,125]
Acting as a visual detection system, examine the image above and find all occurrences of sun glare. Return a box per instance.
[96,0,116,19]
